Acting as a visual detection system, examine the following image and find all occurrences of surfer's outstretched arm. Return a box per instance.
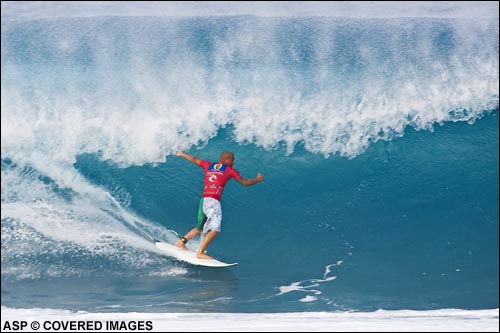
[176,151,202,166]
[236,173,264,186]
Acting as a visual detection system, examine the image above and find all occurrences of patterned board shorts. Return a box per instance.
[196,197,222,233]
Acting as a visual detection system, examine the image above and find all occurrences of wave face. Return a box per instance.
[1,2,498,312]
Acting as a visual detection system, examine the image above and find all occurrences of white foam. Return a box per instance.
[1,307,498,332]
[278,263,341,302]
[2,14,497,164]
[1,163,175,279]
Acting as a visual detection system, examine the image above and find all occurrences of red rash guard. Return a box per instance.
[199,160,241,201]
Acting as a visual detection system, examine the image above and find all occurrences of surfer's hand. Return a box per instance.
[256,173,264,182]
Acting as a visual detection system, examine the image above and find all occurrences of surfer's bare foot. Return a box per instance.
[175,240,187,250]
[196,252,213,260]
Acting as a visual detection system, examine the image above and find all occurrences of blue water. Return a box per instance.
[1,2,498,314]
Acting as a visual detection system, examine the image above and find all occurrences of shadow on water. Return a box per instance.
[1,266,240,313]
[183,264,238,282]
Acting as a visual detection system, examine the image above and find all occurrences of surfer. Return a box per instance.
[174,151,264,259]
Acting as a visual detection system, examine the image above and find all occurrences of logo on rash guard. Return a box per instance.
[209,163,227,171]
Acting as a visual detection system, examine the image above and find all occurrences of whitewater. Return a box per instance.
[1,1,498,331]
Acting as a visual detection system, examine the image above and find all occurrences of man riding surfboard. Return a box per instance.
[175,151,264,259]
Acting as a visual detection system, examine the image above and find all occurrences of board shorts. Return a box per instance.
[196,197,222,233]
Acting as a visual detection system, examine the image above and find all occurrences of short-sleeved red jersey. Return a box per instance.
[199,160,241,201]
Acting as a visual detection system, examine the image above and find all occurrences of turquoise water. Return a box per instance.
[1,3,498,313]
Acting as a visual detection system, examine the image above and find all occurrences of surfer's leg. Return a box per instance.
[175,199,207,249]
[175,227,201,249]
[196,198,222,259]
[196,230,219,259]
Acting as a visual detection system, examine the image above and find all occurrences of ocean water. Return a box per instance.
[1,1,498,330]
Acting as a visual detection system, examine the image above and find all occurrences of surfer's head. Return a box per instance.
[219,151,235,166]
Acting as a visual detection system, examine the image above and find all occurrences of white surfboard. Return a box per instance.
[155,241,238,267]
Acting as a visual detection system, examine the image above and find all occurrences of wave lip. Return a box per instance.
[2,2,499,20]
[2,15,498,164]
